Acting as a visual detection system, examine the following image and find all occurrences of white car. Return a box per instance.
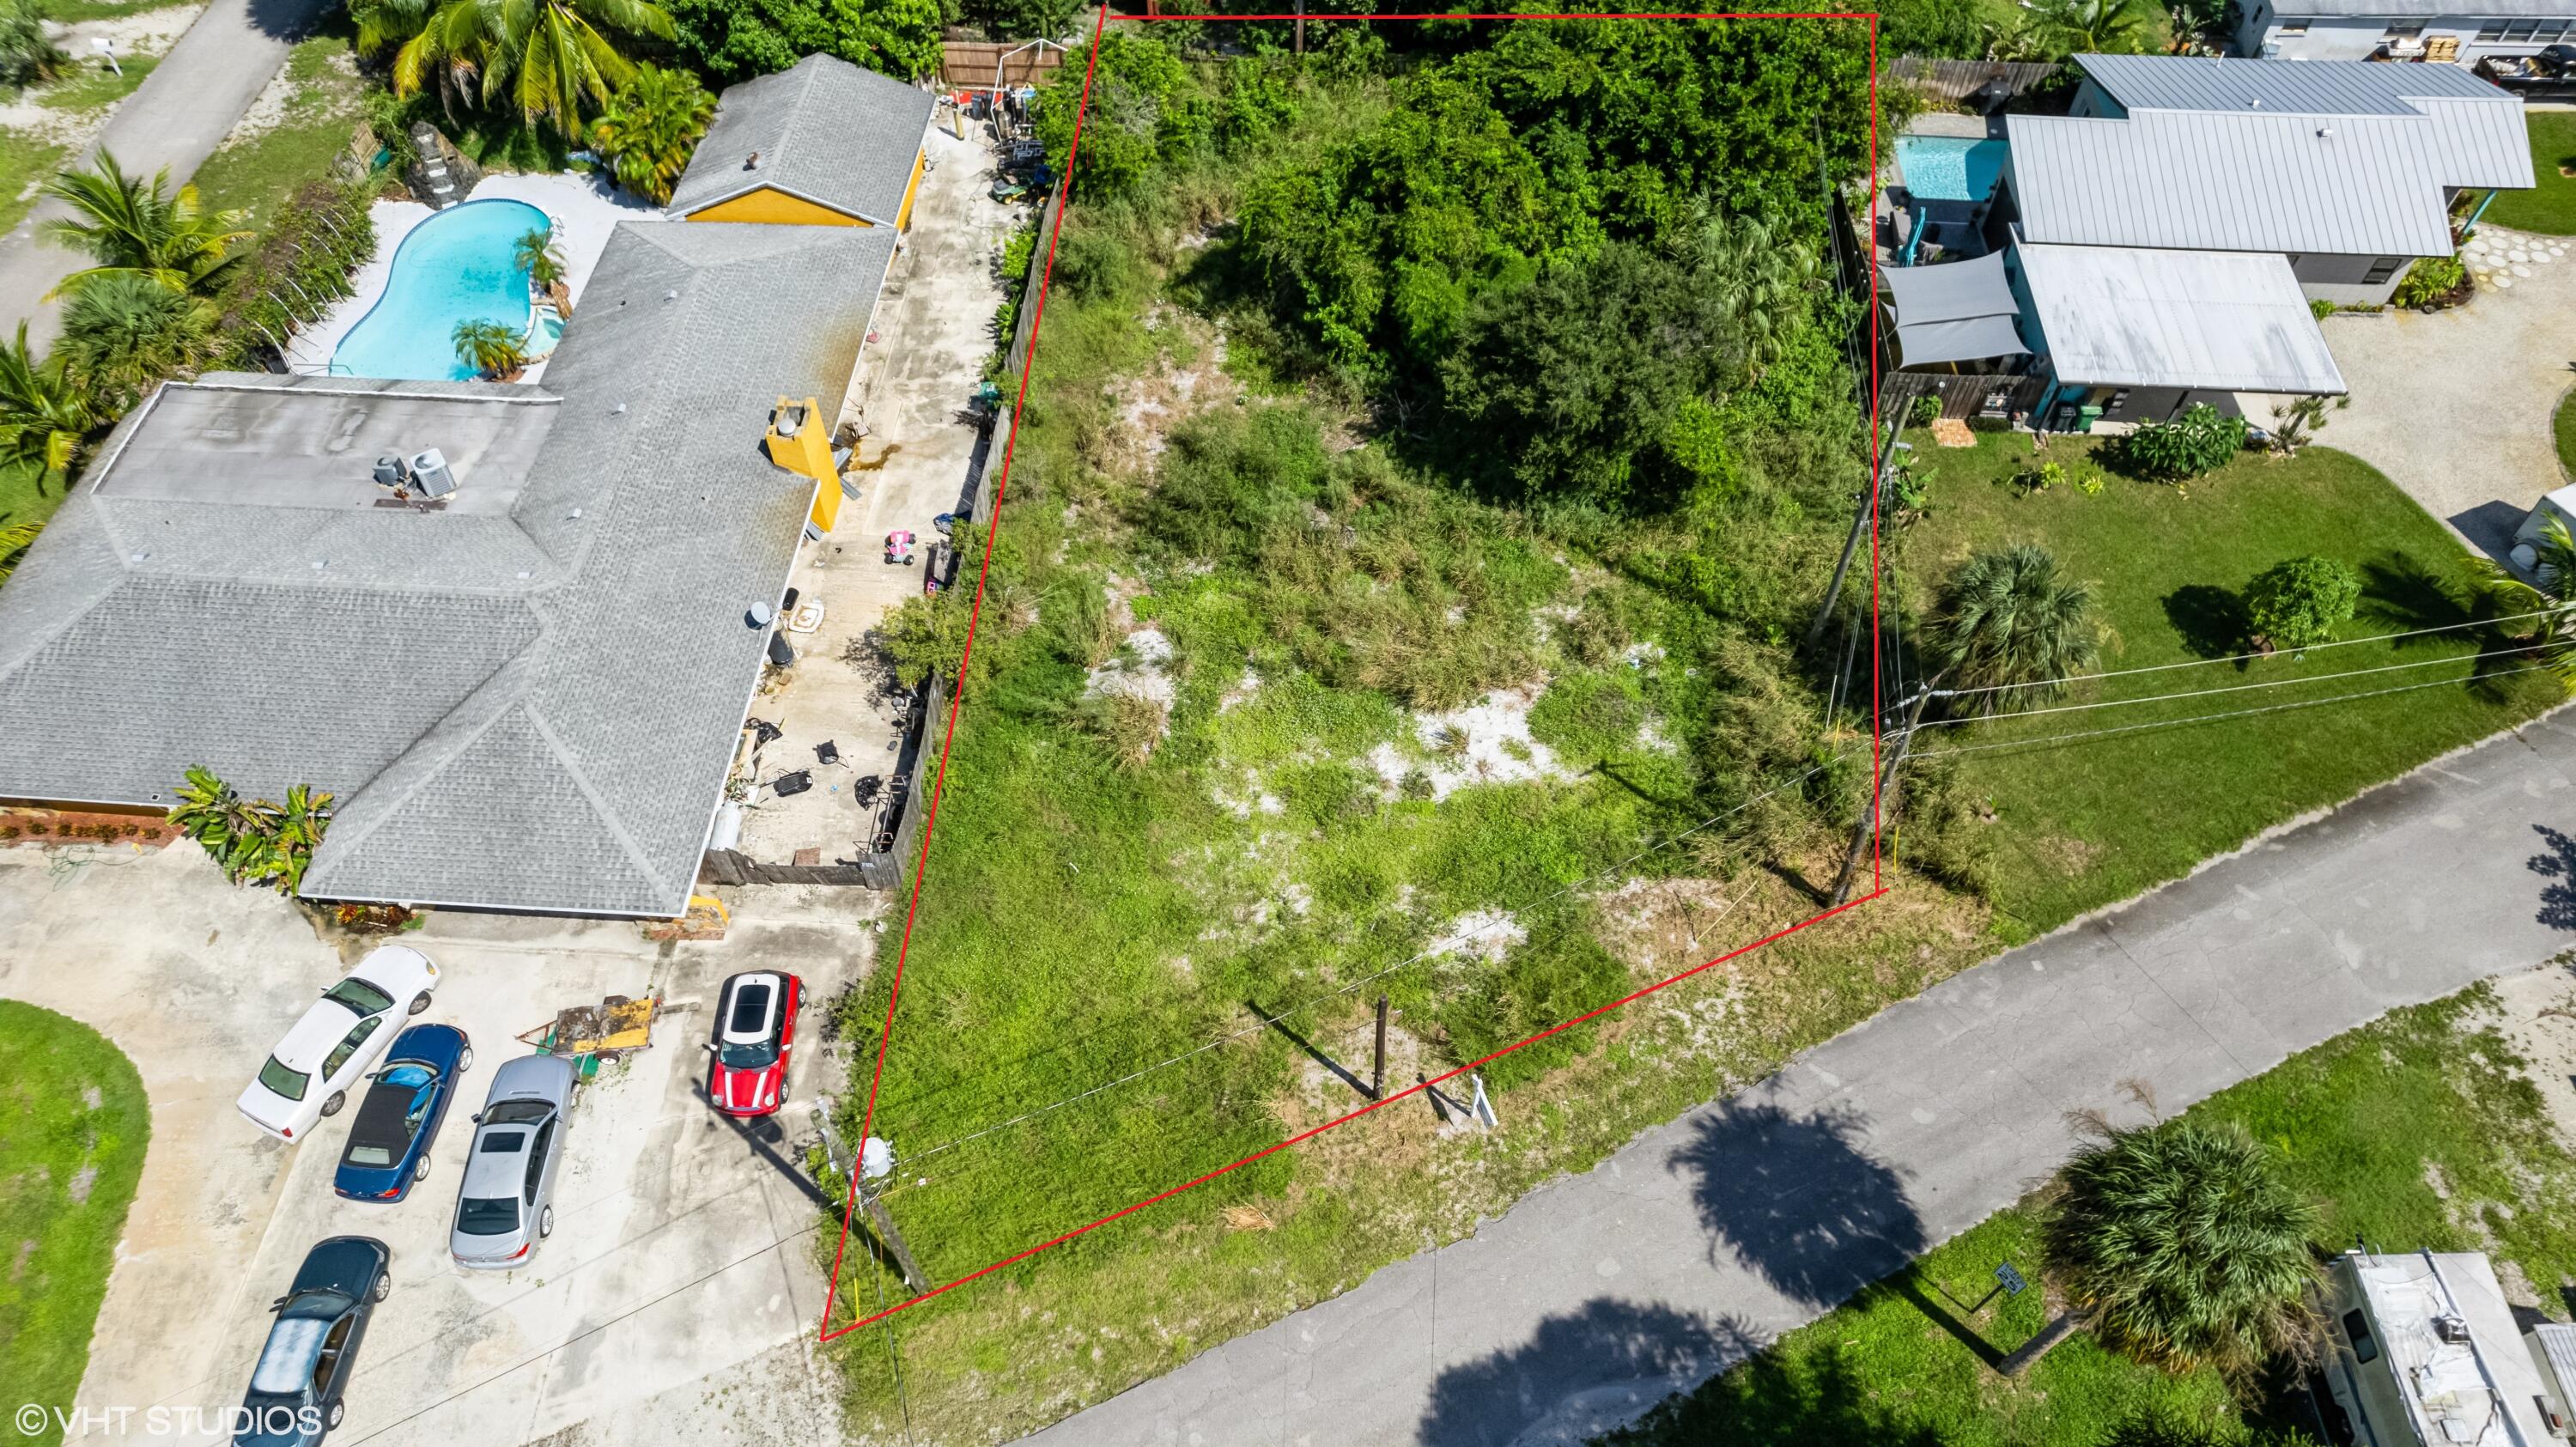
[237,945,440,1143]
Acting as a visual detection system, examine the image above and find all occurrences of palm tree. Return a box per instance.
[453,318,529,379]
[58,272,216,410]
[1831,544,2099,902]
[0,518,38,586]
[2000,1117,2319,1379]
[514,227,565,293]
[1680,209,1823,381]
[2031,0,2159,54]
[0,323,91,489]
[392,0,676,135]
[589,64,714,204]
[39,152,251,298]
[2475,515,2576,690]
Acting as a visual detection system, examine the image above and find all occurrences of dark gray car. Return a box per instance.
[448,1054,575,1271]
[234,1236,390,1444]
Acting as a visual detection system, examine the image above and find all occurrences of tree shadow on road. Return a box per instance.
[1666,1099,1928,1310]
[1416,1298,1762,1447]
[2530,824,2576,930]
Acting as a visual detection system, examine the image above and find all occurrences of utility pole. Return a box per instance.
[1807,417,1905,649]
[1370,995,1388,1100]
[817,1097,931,1295]
[1830,683,1939,905]
[1295,0,1306,53]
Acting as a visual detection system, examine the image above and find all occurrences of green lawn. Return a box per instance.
[42,0,189,21]
[189,35,365,230]
[1905,435,2560,938]
[2557,387,2576,487]
[1612,981,2576,1445]
[2468,111,2576,235]
[0,1002,149,1447]
[35,55,157,116]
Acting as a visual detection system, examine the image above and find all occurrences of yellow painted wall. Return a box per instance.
[896,149,927,232]
[767,396,843,532]
[687,187,868,228]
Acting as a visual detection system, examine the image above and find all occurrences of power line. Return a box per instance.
[884,750,1856,1171]
[1909,661,2555,760]
[1935,605,2563,700]
[1912,641,2555,730]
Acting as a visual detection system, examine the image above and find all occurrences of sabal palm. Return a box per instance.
[2032,0,2157,53]
[0,322,90,488]
[2475,515,2576,689]
[2013,1119,2319,1378]
[589,64,715,204]
[393,0,676,134]
[58,272,216,409]
[1930,544,2100,710]
[39,152,249,298]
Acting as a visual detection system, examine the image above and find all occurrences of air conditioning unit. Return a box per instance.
[372,454,411,490]
[410,448,459,498]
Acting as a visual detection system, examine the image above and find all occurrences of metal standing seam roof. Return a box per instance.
[2070,53,2535,190]
[0,220,900,917]
[2005,110,2468,256]
[2270,0,2573,15]
[667,53,937,226]
[2014,242,2347,393]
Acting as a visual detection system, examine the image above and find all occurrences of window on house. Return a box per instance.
[2477,19,2506,37]
[2506,18,2544,39]
[2364,257,2403,285]
[2278,16,2310,33]
[2537,19,2573,40]
[2342,1309,2380,1365]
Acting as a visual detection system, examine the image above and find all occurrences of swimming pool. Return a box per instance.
[1894,135,2008,204]
[332,198,550,380]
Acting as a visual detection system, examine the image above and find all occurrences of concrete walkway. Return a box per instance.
[2327,224,2576,563]
[0,0,326,346]
[1021,708,2576,1447]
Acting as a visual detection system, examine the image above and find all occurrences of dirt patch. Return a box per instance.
[66,1161,97,1205]
[1106,304,1244,471]
[2485,962,2576,1152]
[1595,876,1747,977]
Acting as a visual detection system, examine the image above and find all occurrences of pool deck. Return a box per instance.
[283,171,665,382]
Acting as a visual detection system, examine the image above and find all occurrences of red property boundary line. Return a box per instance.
[819,5,1887,1345]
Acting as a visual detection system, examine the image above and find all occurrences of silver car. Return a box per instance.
[448,1054,575,1271]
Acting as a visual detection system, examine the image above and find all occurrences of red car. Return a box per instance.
[708,971,802,1116]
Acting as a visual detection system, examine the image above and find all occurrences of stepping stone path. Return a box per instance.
[2459,232,2566,295]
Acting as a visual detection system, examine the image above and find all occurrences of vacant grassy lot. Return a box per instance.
[2470,111,2576,235]
[1903,435,2560,937]
[1613,979,2576,1445]
[0,1002,149,1447]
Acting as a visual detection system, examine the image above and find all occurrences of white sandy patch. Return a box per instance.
[1217,666,1261,713]
[1084,626,1176,706]
[217,40,355,149]
[1427,909,1525,964]
[1368,686,1579,801]
[0,6,203,151]
[1212,767,1287,820]
[1637,717,1678,755]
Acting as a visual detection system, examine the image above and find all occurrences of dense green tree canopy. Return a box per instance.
[665,0,942,84]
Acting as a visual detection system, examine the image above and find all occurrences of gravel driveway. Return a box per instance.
[2324,223,2576,562]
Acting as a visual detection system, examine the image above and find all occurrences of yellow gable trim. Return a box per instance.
[685,187,871,228]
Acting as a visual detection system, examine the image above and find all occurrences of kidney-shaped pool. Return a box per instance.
[332,198,549,380]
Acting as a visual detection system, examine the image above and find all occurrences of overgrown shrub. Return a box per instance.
[2244,555,2359,652]
[2114,404,2245,483]
[2392,253,2468,309]
[0,0,64,89]
[210,179,377,370]
[1908,392,1941,428]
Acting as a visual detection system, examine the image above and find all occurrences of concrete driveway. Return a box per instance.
[2325,223,2576,562]
[0,843,884,1445]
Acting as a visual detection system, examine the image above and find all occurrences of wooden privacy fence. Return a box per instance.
[1880,370,2048,424]
[1886,57,2064,106]
[941,40,1068,91]
[1005,182,1065,376]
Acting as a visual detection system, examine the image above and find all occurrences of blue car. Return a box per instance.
[331,1024,471,1202]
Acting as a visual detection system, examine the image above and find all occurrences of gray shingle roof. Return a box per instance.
[668,54,935,226]
[2070,53,2533,190]
[0,219,899,916]
[2014,242,2347,392]
[2005,110,2474,256]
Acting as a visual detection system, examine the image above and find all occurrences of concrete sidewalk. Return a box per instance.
[0,0,326,346]
[1020,709,2576,1446]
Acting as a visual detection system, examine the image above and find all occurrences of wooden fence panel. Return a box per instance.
[1886,57,2063,106]
[941,40,1067,91]
[1879,371,2047,424]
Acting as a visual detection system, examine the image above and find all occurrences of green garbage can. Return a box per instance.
[2076,404,2105,434]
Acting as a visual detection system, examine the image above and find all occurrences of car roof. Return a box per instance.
[272,1000,361,1072]
[345,1073,431,1153]
[485,1052,574,1104]
[288,1235,387,1297]
[460,1126,538,1197]
[720,972,786,1043]
[384,1022,465,1066]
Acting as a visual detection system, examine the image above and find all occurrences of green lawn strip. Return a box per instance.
[35,55,157,115]
[188,35,361,228]
[1903,435,2558,938]
[0,125,66,238]
[0,458,67,539]
[2556,388,2576,488]
[2470,111,2576,236]
[0,1001,149,1447]
[41,0,185,22]
[1612,982,2576,1446]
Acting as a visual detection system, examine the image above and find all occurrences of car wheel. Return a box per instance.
[319,1091,346,1117]
[327,1400,346,1429]
[371,1270,391,1302]
[414,1154,432,1182]
[538,1205,555,1239]
[458,1045,474,1072]
[408,990,432,1016]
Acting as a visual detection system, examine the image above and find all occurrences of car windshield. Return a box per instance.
[247,1298,344,1395]
[381,1063,435,1089]
[257,1055,309,1103]
[322,976,395,1018]
[483,1100,551,1126]
[456,1195,520,1236]
[718,1041,778,1070]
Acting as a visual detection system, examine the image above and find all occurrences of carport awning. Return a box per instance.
[1880,252,2031,368]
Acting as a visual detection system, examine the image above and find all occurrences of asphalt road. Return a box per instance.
[0,0,325,346]
[1020,708,2576,1446]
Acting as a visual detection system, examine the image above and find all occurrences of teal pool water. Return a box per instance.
[333,198,550,380]
[1895,135,2008,203]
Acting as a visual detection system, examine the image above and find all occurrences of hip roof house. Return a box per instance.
[0,55,932,918]
[668,52,939,229]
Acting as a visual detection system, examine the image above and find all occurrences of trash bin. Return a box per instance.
[2076,404,2105,434]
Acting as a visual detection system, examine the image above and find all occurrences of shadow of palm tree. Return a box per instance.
[1417,1299,1764,1447]
[1666,1099,1928,1309]
[2161,585,2251,666]
[2355,550,2546,703]
[2530,824,2576,931]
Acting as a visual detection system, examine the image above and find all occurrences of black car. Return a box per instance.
[234,1237,391,1445]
